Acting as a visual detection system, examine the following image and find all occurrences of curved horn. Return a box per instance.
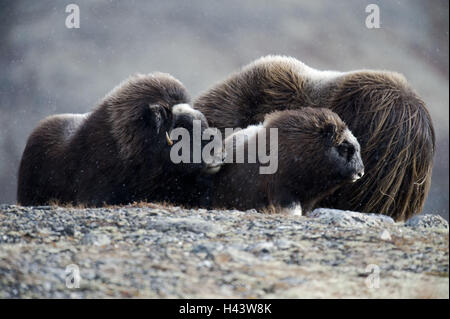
[165,131,174,146]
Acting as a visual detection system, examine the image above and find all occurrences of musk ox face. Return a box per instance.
[265,107,364,188]
[325,126,364,183]
[148,103,223,174]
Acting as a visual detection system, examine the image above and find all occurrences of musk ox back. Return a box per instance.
[194,55,435,220]
[17,73,220,207]
[324,71,434,220]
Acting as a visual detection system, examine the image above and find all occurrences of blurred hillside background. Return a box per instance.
[0,0,448,220]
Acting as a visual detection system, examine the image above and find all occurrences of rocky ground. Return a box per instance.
[0,204,448,298]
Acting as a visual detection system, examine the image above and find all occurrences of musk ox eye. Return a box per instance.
[338,142,355,160]
[147,104,172,134]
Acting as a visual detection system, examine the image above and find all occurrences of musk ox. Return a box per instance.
[208,107,364,214]
[194,55,435,220]
[17,73,221,207]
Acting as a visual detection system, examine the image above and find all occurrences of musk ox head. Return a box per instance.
[106,72,223,175]
[323,121,364,183]
[267,107,364,187]
[155,103,224,174]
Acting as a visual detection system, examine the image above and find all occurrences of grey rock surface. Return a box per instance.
[0,204,448,298]
[405,214,449,230]
[308,208,396,227]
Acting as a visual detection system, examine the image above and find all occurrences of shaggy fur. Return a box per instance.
[17,73,218,207]
[194,55,435,220]
[209,108,364,214]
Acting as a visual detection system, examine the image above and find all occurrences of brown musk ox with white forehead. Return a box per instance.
[17,73,222,207]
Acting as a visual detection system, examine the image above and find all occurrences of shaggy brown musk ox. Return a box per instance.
[209,107,364,214]
[194,55,435,220]
[17,73,221,207]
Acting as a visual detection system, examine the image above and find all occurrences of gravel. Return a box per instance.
[0,204,448,298]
